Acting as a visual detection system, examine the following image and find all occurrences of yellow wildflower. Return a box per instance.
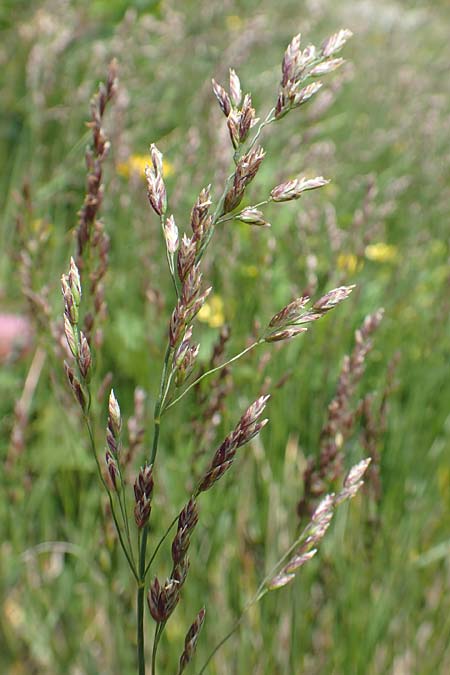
[198,295,225,328]
[117,154,174,179]
[226,15,242,31]
[242,264,259,278]
[365,242,398,263]
[337,253,361,275]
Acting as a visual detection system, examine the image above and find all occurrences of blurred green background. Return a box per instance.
[1,0,449,673]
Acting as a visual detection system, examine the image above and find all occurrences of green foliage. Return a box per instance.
[1,0,450,673]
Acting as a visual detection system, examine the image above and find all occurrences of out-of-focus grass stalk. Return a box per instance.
[137,342,172,673]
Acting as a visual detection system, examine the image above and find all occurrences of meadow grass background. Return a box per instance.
[1,0,449,673]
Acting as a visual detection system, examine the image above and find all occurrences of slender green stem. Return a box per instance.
[198,513,320,671]
[137,584,145,675]
[113,432,136,568]
[159,368,175,414]
[196,170,235,262]
[150,420,161,466]
[116,487,135,566]
[84,416,139,581]
[144,512,179,578]
[139,527,149,580]
[160,214,180,298]
[168,253,179,297]
[151,622,163,675]
[150,344,172,465]
[216,199,272,225]
[197,615,245,675]
[197,107,276,263]
[197,586,268,674]
[84,415,108,492]
[245,107,275,154]
[109,495,139,581]
[137,526,149,675]
[163,340,262,413]
[116,465,136,569]
[136,343,173,673]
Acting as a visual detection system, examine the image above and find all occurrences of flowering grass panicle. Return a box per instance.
[56,27,373,674]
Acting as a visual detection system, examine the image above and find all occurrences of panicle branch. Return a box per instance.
[265,285,355,343]
[197,395,270,493]
[212,69,259,149]
[270,175,330,202]
[268,458,370,590]
[275,29,352,119]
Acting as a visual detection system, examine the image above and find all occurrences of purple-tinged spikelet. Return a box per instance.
[212,79,231,117]
[164,215,179,254]
[171,498,199,564]
[271,176,329,202]
[197,396,269,493]
[223,146,266,213]
[178,607,206,674]
[145,144,167,217]
[266,286,354,343]
[229,68,242,106]
[134,464,154,528]
[321,29,353,58]
[238,208,270,227]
